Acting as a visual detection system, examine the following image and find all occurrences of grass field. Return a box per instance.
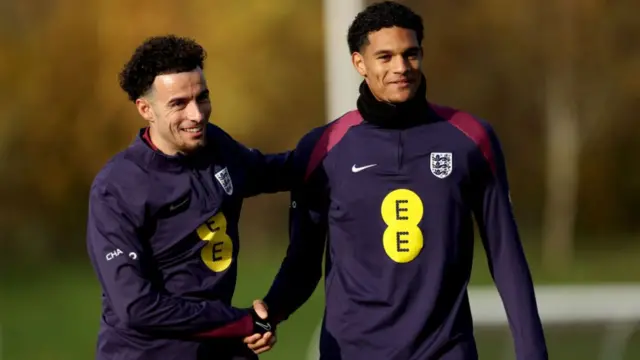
[2,243,640,360]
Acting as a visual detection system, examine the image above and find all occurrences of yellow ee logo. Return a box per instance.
[380,189,424,263]
[197,212,233,272]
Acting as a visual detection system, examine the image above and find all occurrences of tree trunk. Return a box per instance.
[541,75,580,271]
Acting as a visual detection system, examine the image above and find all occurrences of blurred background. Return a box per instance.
[1,0,639,359]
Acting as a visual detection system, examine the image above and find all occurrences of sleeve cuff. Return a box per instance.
[196,313,253,338]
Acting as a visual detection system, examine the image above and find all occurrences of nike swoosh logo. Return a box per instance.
[352,164,377,173]
[255,321,271,331]
[169,197,189,212]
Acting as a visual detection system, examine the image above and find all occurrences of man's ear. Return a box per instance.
[135,97,154,124]
[352,52,367,77]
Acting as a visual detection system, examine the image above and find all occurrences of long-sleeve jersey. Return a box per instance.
[264,106,548,360]
[86,123,292,360]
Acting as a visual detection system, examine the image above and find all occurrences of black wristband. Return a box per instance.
[248,308,274,334]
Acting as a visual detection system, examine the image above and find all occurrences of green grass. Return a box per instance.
[475,325,640,360]
[1,244,640,360]
[0,251,324,360]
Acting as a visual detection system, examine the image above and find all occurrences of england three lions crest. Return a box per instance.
[215,167,234,195]
[430,152,453,179]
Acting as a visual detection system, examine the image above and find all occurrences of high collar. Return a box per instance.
[126,125,215,172]
[356,73,436,129]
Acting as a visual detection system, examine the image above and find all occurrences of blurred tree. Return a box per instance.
[0,0,101,260]
[191,0,325,149]
[0,0,638,265]
[540,0,640,270]
[539,0,581,271]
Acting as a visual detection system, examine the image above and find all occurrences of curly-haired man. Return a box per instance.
[86,35,287,360]
[261,2,548,359]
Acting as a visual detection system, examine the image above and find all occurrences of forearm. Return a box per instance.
[106,287,254,338]
[91,246,254,337]
[263,257,322,322]
[492,251,548,360]
[263,202,325,322]
[482,216,547,358]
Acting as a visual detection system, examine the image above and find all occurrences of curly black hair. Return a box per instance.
[118,35,207,102]
[347,1,423,54]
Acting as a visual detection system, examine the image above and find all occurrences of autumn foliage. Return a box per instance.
[1,0,638,263]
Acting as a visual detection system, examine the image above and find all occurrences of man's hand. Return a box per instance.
[244,300,277,354]
[253,299,269,321]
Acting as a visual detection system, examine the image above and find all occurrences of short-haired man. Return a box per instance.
[261,2,548,359]
[87,35,284,360]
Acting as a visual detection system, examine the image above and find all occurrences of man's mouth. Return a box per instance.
[391,79,412,85]
[181,124,204,133]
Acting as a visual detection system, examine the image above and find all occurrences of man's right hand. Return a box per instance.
[244,300,277,354]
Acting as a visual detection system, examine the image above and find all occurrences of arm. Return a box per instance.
[262,179,328,322]
[87,183,266,338]
[472,126,548,360]
[208,123,294,197]
[239,145,295,198]
[260,130,329,322]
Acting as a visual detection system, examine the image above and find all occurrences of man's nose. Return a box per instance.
[391,55,409,74]
[186,101,204,122]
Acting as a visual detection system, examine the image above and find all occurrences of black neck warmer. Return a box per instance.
[356,74,435,129]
